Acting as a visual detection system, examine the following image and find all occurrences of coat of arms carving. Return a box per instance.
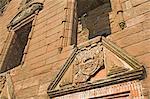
[48,37,146,98]
[59,42,104,87]
[73,43,104,84]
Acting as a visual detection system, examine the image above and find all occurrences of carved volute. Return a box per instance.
[59,42,104,87]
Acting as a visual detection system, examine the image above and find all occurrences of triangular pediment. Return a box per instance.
[47,36,146,98]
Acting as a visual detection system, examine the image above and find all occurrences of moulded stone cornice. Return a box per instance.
[48,67,145,98]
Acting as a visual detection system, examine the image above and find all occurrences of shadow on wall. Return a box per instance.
[73,0,112,44]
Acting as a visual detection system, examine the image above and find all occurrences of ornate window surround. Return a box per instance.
[0,1,43,73]
[47,36,146,98]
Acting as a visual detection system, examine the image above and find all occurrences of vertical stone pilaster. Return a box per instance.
[58,0,76,52]
[116,0,126,30]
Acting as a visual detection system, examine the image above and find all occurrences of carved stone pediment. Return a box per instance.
[8,2,43,27]
[47,36,146,98]
[59,42,104,88]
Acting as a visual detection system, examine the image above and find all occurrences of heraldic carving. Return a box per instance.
[59,43,104,87]
[48,37,146,98]
[73,43,104,84]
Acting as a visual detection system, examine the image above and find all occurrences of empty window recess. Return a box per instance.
[1,21,33,73]
[78,0,112,39]
[71,0,112,45]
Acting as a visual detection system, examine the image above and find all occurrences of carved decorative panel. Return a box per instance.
[73,43,104,84]
[48,36,146,98]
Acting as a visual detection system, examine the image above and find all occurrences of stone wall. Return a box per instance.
[55,81,144,99]
[0,0,75,98]
[108,0,150,96]
[0,0,149,98]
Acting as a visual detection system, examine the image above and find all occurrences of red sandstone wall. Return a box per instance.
[108,0,150,96]
[0,0,21,61]
[0,0,75,98]
[0,0,149,98]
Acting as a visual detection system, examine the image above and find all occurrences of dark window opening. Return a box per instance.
[1,21,33,73]
[71,0,112,44]
[0,0,11,15]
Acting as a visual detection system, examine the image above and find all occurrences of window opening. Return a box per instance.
[1,21,33,72]
[73,0,112,44]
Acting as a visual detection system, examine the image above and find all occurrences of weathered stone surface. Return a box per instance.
[0,0,149,99]
[47,37,145,98]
